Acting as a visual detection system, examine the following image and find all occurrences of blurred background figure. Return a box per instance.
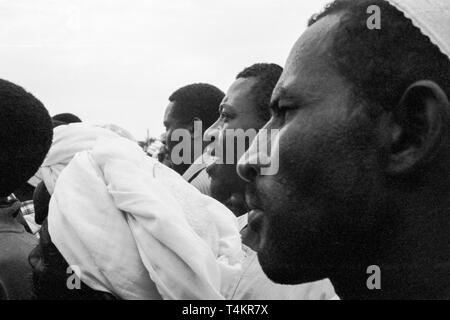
[163,83,224,175]
[52,113,82,124]
[15,111,83,237]
[0,79,53,300]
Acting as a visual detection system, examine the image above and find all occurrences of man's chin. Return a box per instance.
[257,249,331,285]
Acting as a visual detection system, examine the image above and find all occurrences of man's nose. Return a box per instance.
[238,126,279,181]
[203,123,219,143]
[237,158,259,182]
[237,148,268,182]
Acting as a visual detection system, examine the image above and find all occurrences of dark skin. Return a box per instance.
[163,102,204,175]
[204,77,267,217]
[238,13,450,299]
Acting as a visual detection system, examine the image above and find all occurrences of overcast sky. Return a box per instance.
[0,0,330,140]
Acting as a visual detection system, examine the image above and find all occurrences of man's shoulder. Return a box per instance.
[0,228,38,266]
[0,232,37,300]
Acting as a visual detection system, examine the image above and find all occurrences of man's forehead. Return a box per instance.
[275,13,344,100]
[222,77,257,106]
[287,13,342,68]
[163,101,175,121]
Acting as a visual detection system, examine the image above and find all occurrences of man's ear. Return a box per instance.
[384,80,450,175]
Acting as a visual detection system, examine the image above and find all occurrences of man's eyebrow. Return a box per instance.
[276,87,314,106]
[275,87,298,103]
[220,103,235,111]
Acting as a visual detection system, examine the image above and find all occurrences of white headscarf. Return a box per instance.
[28,123,121,193]
[96,123,137,142]
[386,0,450,59]
[48,137,243,300]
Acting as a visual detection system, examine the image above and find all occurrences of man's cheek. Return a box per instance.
[278,136,320,186]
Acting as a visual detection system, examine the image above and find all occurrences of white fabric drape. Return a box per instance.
[48,136,243,300]
[29,123,120,193]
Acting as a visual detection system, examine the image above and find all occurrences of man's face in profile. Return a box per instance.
[163,101,182,158]
[163,101,194,174]
[241,13,386,284]
[205,77,267,216]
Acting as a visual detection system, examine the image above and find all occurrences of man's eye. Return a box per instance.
[271,102,297,124]
[274,107,282,115]
[220,111,232,121]
[271,102,286,116]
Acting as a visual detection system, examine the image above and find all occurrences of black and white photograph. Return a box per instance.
[0,0,449,306]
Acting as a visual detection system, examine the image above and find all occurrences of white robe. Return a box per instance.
[48,136,243,300]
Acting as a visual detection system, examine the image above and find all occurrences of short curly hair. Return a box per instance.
[0,79,53,196]
[309,0,450,113]
[169,83,224,132]
[236,63,283,121]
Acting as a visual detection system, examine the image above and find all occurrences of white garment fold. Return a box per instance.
[48,137,243,300]
[30,123,120,194]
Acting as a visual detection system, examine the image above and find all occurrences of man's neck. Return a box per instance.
[330,260,450,300]
[330,199,450,300]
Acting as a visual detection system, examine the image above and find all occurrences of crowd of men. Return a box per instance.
[0,0,449,300]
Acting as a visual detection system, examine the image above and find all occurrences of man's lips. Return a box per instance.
[247,208,264,232]
[244,208,265,252]
[204,144,220,176]
[244,192,266,252]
